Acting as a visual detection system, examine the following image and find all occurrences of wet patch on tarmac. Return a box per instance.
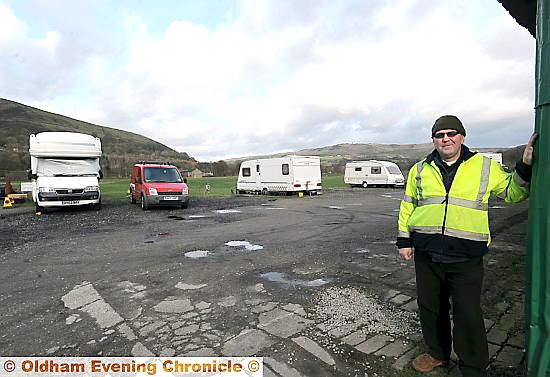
[225,240,264,251]
[259,272,332,288]
[214,209,241,214]
[184,250,210,259]
[144,232,171,243]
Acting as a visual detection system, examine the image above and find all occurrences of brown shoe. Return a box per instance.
[412,353,448,372]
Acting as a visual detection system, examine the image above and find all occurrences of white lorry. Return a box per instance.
[28,132,103,212]
[344,160,405,188]
[237,155,322,195]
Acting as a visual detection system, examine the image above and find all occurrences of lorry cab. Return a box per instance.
[29,132,103,212]
[130,162,189,210]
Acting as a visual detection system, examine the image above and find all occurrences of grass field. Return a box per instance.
[98,175,349,200]
[7,175,349,202]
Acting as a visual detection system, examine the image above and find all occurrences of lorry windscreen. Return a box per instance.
[144,168,182,183]
[37,158,100,176]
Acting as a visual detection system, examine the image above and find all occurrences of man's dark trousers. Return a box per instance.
[414,253,489,377]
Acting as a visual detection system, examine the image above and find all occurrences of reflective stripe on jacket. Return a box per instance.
[398,153,529,245]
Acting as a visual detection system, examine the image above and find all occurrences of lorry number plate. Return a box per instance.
[163,196,178,200]
[62,200,80,205]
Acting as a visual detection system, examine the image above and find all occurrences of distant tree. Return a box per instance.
[212,160,230,176]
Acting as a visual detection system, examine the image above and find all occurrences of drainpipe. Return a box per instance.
[527,1,550,376]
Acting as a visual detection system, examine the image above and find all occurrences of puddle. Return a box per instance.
[327,206,344,210]
[353,249,369,254]
[214,209,241,214]
[259,272,331,288]
[188,215,208,218]
[490,206,506,209]
[168,215,186,221]
[225,240,264,251]
[184,250,210,259]
[381,194,393,198]
[259,207,285,210]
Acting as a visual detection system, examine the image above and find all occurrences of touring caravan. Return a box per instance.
[28,132,103,212]
[237,155,322,195]
[344,160,405,188]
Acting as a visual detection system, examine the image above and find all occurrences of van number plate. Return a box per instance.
[163,196,178,200]
[62,200,80,205]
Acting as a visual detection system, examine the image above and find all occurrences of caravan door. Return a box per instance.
[255,163,262,191]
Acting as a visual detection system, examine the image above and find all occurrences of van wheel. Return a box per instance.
[141,193,149,210]
[181,201,189,209]
[35,204,44,213]
[362,182,368,188]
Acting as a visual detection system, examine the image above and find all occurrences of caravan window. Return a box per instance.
[354,167,362,172]
[282,164,289,175]
[387,166,400,174]
[242,167,251,177]
[256,164,260,173]
[371,167,382,174]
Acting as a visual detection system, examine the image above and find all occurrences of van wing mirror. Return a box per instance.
[28,171,37,180]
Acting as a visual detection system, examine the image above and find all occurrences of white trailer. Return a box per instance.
[479,152,503,165]
[344,160,405,188]
[28,132,103,212]
[237,155,322,195]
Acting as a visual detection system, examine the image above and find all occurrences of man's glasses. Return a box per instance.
[433,131,460,139]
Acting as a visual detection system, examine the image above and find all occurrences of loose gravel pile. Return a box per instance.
[313,286,420,337]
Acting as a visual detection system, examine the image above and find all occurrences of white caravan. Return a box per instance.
[237,155,322,195]
[29,132,102,211]
[344,160,405,188]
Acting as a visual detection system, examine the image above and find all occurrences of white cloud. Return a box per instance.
[0,0,536,161]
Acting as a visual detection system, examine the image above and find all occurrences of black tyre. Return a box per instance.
[181,200,189,209]
[130,189,136,204]
[35,204,44,213]
[362,181,368,188]
[141,193,149,210]
[262,188,268,195]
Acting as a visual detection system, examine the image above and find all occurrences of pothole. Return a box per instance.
[259,271,331,288]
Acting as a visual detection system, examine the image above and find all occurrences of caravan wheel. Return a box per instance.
[262,188,268,195]
[362,181,368,188]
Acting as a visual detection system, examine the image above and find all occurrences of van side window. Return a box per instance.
[137,168,141,182]
[354,167,362,172]
[256,164,260,173]
[282,164,289,175]
[371,167,382,174]
[242,167,251,177]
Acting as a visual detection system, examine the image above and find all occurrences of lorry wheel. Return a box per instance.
[141,193,149,210]
[362,182,368,188]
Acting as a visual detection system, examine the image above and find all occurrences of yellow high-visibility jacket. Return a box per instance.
[398,152,529,247]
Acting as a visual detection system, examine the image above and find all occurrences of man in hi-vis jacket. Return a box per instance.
[397,115,537,377]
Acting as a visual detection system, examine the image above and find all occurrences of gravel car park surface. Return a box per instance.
[0,189,529,376]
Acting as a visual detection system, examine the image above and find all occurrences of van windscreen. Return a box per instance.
[144,167,182,183]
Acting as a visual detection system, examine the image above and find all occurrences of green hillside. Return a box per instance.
[0,98,197,178]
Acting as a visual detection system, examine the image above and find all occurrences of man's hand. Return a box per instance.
[523,132,538,165]
[399,247,414,261]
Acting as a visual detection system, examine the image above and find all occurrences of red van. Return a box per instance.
[130,162,189,210]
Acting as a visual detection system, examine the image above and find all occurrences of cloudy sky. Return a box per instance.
[0,0,536,161]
